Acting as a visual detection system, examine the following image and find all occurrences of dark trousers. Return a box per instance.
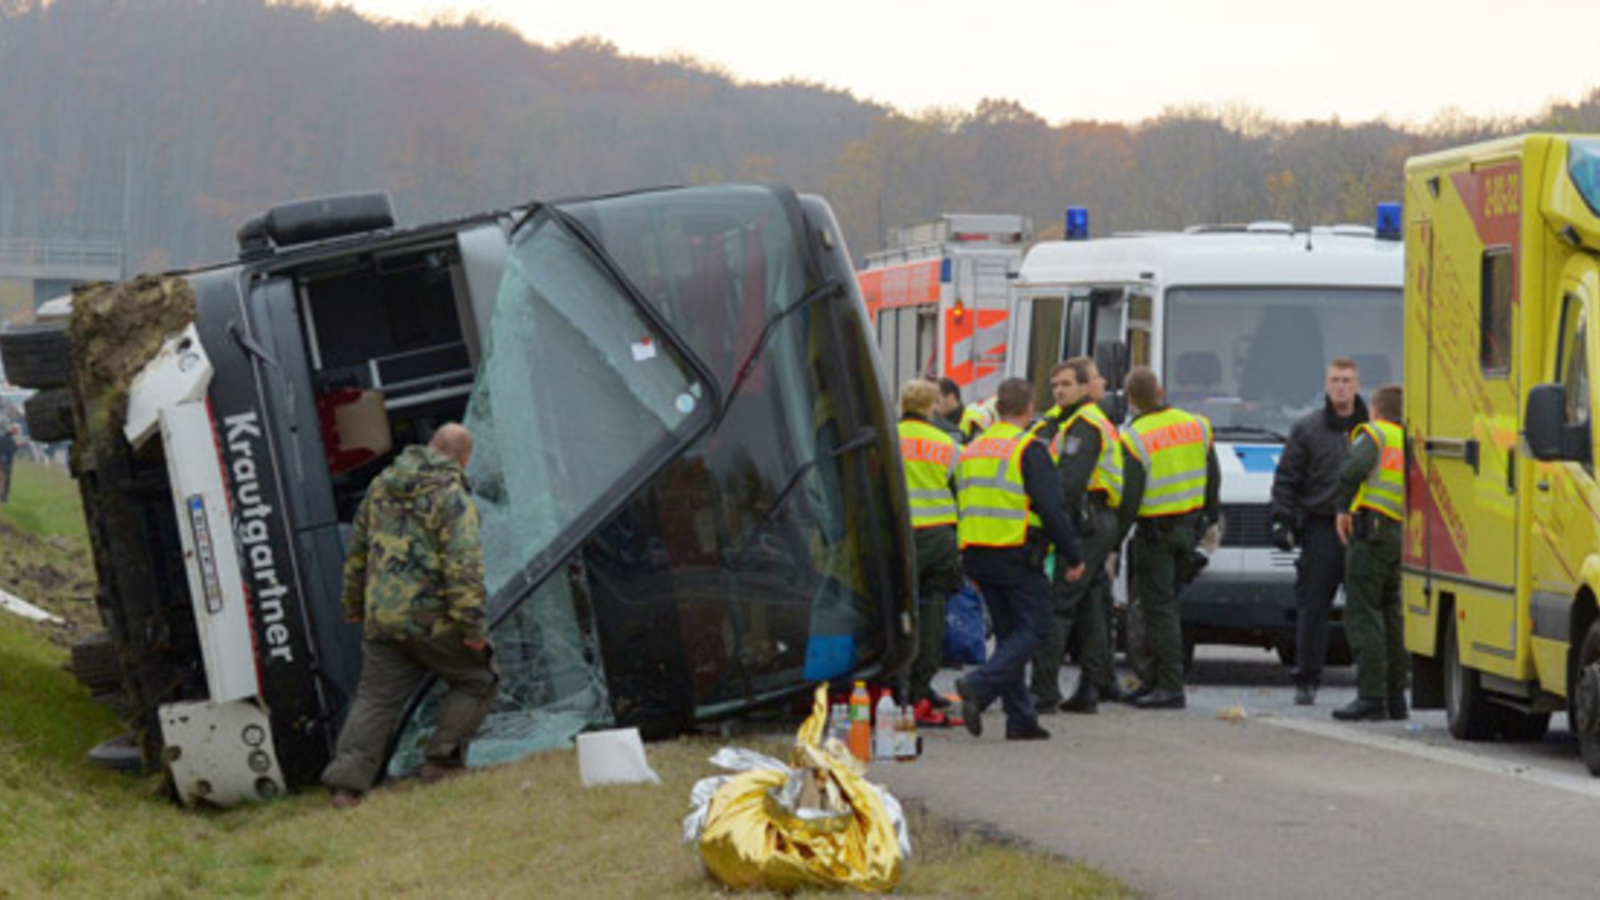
[909,525,962,704]
[1132,516,1197,692]
[1345,517,1407,699]
[964,553,1051,733]
[1030,504,1119,704]
[1293,515,1345,687]
[322,633,499,794]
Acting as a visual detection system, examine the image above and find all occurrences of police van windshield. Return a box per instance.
[1162,286,1401,440]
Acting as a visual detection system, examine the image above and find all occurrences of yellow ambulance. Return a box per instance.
[1404,134,1600,774]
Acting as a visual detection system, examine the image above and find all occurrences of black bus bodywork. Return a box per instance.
[46,185,913,804]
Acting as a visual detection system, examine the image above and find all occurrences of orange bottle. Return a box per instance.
[848,681,873,762]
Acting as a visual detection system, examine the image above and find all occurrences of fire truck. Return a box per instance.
[857,213,1031,402]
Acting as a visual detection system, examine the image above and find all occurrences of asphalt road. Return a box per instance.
[877,648,1598,899]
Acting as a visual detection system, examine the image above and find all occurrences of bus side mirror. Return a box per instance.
[1525,383,1592,463]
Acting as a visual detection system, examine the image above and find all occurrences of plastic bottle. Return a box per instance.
[828,702,850,747]
[848,681,873,762]
[874,693,898,761]
[897,705,918,761]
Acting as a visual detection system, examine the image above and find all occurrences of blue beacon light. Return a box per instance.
[1065,207,1090,241]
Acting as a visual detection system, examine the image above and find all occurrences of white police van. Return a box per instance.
[1009,207,1404,666]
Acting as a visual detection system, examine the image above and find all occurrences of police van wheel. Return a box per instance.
[1572,621,1600,776]
[1443,614,1497,741]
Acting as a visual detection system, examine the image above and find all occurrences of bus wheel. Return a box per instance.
[1443,614,1497,740]
[1572,621,1600,776]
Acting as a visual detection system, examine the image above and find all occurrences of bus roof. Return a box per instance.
[1018,228,1403,292]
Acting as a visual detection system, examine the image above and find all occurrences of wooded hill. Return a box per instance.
[4,0,1600,272]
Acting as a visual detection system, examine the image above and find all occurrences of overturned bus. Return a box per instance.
[5,185,914,805]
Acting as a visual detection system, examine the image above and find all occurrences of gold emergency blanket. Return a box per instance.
[683,685,909,893]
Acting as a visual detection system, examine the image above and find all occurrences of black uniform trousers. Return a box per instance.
[1292,514,1344,687]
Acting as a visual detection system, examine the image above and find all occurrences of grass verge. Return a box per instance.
[0,617,1132,899]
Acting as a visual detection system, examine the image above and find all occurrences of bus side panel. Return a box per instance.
[1404,207,1440,658]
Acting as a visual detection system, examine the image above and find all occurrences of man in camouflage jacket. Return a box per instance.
[322,424,497,807]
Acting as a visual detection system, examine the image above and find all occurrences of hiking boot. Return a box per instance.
[330,789,362,810]
[1121,682,1155,705]
[913,699,953,728]
[1032,693,1062,715]
[1294,684,1316,707]
[1332,697,1387,721]
[955,677,983,738]
[420,759,466,785]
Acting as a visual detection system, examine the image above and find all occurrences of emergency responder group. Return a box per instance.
[904,359,1407,737]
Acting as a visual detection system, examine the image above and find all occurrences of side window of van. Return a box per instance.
[1559,294,1590,426]
[1481,247,1514,376]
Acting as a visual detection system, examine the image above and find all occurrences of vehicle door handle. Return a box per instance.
[1537,481,1551,492]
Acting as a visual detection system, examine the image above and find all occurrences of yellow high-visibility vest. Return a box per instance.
[1121,407,1211,517]
[1056,402,1124,509]
[957,421,1038,548]
[959,398,997,443]
[1351,419,1405,522]
[898,418,959,529]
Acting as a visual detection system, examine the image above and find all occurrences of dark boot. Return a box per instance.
[1131,688,1186,709]
[1060,681,1099,714]
[1005,722,1051,741]
[1097,679,1125,704]
[955,677,983,738]
[1294,683,1316,707]
[1387,692,1409,721]
[1122,682,1154,705]
[1332,697,1387,721]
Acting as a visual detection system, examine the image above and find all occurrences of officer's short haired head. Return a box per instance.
[1051,357,1092,386]
[995,377,1034,418]
[938,377,961,402]
[900,379,939,417]
[1329,357,1358,373]
[1125,366,1163,412]
[1372,384,1402,421]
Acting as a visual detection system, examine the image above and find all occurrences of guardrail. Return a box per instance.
[0,237,124,271]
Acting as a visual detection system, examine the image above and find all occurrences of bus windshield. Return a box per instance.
[1162,286,1401,440]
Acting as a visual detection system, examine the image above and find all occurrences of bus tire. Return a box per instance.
[1572,621,1600,776]
[24,388,74,442]
[0,322,71,389]
[1443,614,1497,741]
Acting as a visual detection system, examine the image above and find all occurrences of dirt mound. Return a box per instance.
[0,518,98,646]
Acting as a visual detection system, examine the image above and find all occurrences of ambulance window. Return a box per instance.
[1559,295,1589,426]
[1481,247,1513,376]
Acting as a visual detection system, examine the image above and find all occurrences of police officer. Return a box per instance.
[1029,357,1125,713]
[959,395,998,445]
[1332,384,1408,721]
[954,377,1086,741]
[934,377,966,439]
[1271,358,1368,706]
[897,380,965,719]
[1118,367,1220,710]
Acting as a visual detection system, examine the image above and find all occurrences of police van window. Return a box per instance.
[1481,247,1514,376]
[1559,294,1589,426]
[1128,293,1153,368]
[1025,296,1065,407]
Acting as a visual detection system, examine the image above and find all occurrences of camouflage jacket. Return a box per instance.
[341,445,488,642]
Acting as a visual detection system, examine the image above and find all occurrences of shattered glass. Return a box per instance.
[390,212,710,775]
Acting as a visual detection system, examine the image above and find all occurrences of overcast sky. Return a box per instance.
[334,0,1600,125]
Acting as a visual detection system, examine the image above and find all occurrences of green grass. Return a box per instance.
[0,620,1133,899]
[0,459,87,545]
